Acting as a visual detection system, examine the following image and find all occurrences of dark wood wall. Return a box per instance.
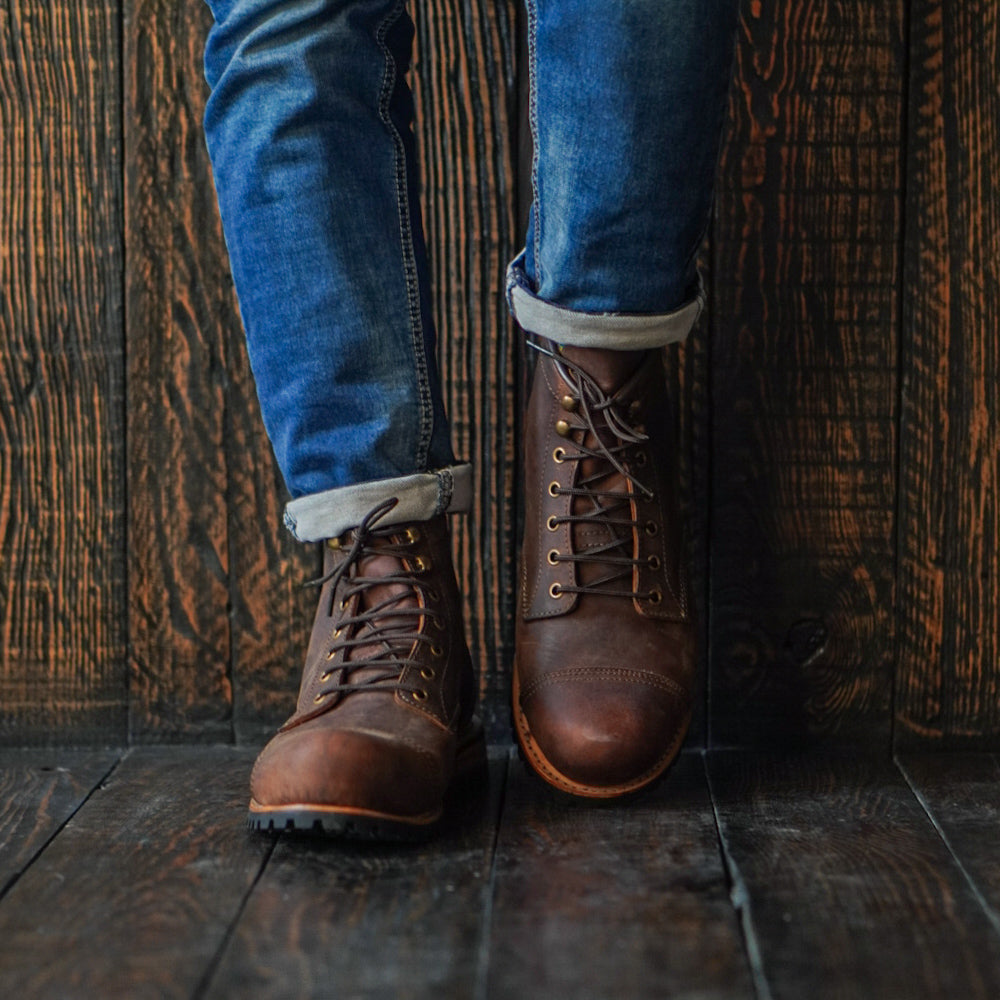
[1,0,996,749]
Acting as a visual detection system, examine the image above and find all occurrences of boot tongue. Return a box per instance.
[554,347,648,592]
[322,536,419,678]
[558,344,647,395]
[351,545,418,666]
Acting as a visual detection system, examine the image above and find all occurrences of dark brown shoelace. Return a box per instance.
[530,338,661,603]
[306,498,441,699]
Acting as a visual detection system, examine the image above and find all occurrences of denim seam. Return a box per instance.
[376,1,433,472]
[525,0,542,290]
[434,467,454,517]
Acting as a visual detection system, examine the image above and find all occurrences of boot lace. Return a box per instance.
[531,338,661,604]
[306,498,441,701]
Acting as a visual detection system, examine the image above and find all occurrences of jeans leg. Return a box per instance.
[202,0,458,511]
[507,0,739,348]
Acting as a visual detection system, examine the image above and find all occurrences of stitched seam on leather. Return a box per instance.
[520,667,686,703]
[526,358,576,619]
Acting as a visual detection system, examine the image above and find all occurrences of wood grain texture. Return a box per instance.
[0,749,118,892]
[0,746,267,998]
[412,0,522,741]
[895,0,1000,748]
[124,0,316,744]
[205,753,507,999]
[485,752,754,999]
[0,2,127,743]
[684,275,715,746]
[125,0,233,741]
[708,0,905,747]
[709,752,1000,999]
[899,753,1000,924]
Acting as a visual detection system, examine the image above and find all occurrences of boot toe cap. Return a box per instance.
[518,673,690,795]
[250,721,446,821]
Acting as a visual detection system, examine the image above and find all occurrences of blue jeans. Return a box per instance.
[202,0,738,541]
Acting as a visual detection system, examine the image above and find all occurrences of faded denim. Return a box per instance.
[202,0,738,539]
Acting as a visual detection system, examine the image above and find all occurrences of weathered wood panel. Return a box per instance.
[413,0,521,740]
[206,754,506,999]
[485,753,754,999]
[125,0,235,741]
[125,0,318,745]
[899,753,1000,924]
[708,1,905,747]
[896,0,1000,748]
[0,2,127,744]
[0,747,268,998]
[0,749,118,892]
[709,752,1000,999]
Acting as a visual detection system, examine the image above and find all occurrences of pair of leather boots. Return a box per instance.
[248,342,695,839]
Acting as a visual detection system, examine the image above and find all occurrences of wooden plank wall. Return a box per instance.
[0,2,127,743]
[709,2,905,748]
[0,0,997,750]
[896,0,1000,748]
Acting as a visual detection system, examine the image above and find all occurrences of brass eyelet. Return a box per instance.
[546,515,559,532]
[424,587,439,603]
[547,549,560,566]
[647,555,661,571]
[648,589,663,605]
[560,395,578,412]
[320,669,333,681]
[555,419,572,438]
[645,521,658,536]
[339,597,349,610]
[431,644,444,658]
[413,689,428,702]
[405,526,422,544]
[313,692,327,704]
[420,667,436,680]
[553,447,566,464]
[326,536,342,550]
[634,451,648,467]
[413,555,432,572]
[549,582,563,599]
[548,481,561,498]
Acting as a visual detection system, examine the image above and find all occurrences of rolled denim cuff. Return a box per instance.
[505,257,703,349]
[283,463,473,542]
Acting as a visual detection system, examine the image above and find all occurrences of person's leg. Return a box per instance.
[203,0,467,536]
[509,0,739,797]
[202,0,482,838]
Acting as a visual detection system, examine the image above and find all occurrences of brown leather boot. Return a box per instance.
[249,499,485,839]
[514,340,695,798]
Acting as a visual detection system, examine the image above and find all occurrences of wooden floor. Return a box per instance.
[1,747,998,999]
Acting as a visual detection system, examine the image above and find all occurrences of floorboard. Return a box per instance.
[2,747,999,998]
[203,751,508,1000]
[484,751,754,1000]
[708,752,1000,999]
[898,753,1000,931]
[0,749,120,894]
[0,746,267,999]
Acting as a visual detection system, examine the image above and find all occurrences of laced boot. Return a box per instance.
[514,340,696,798]
[249,499,485,839]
